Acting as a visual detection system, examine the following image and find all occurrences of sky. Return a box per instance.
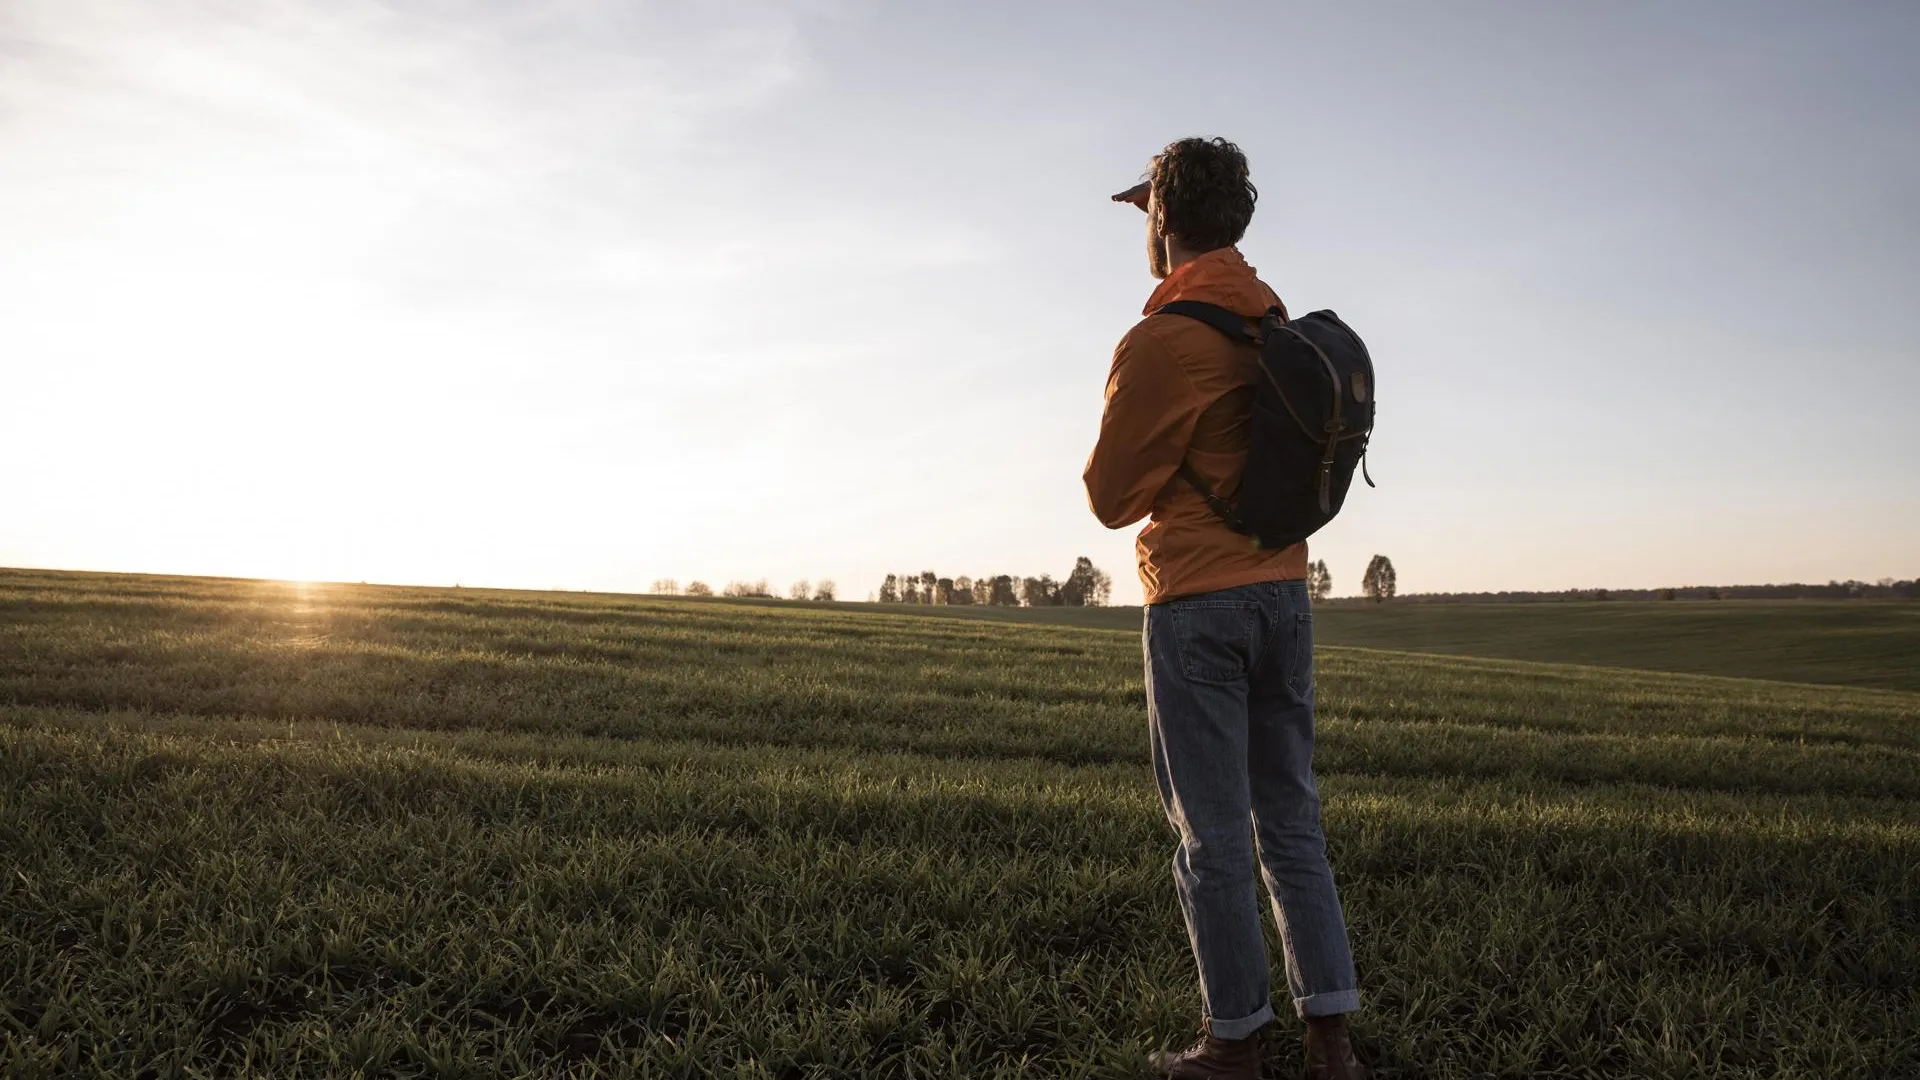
[3,0,1916,604]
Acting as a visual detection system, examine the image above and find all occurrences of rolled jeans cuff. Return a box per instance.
[1207,1001,1275,1040]
[1294,988,1360,1018]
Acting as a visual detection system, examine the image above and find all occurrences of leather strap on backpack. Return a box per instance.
[1176,461,1252,539]
[1269,321,1348,515]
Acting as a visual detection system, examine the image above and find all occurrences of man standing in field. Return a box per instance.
[1086,137,1367,1080]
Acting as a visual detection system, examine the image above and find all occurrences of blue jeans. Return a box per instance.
[1145,580,1360,1038]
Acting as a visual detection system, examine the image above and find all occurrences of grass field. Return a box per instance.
[847,597,1920,693]
[1309,601,1920,693]
[2,568,1917,1078]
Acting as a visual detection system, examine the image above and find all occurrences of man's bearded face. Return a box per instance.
[1146,190,1171,280]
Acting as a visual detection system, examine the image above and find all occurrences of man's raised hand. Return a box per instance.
[1111,181,1149,211]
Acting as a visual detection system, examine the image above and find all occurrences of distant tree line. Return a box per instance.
[876,557,1114,607]
[641,566,1914,605]
[650,578,836,601]
[1337,578,1920,604]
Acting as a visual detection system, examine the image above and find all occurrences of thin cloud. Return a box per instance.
[0,0,830,300]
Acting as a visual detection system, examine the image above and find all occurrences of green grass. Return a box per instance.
[1308,601,1920,693]
[2,567,1917,1078]
[738,594,1920,693]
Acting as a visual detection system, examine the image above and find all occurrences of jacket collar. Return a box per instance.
[1142,247,1276,319]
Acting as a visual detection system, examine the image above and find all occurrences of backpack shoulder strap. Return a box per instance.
[1153,300,1259,345]
[1152,300,1275,543]
[1176,461,1251,538]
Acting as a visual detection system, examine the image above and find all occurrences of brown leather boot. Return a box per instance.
[1149,1023,1264,1079]
[1302,1014,1369,1080]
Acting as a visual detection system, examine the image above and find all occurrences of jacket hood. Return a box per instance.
[1142,247,1281,319]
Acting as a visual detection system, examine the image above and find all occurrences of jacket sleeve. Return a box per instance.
[1083,322,1202,529]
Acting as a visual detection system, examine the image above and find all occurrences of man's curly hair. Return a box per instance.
[1149,137,1257,252]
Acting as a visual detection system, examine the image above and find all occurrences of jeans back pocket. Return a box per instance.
[1168,602,1260,686]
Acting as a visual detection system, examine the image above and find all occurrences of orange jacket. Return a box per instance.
[1084,247,1308,604]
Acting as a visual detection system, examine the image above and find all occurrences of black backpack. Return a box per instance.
[1156,301,1376,550]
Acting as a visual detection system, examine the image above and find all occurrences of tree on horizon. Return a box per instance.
[1059,556,1113,607]
[1308,560,1332,603]
[1020,574,1059,607]
[986,575,1018,606]
[1362,555,1398,602]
